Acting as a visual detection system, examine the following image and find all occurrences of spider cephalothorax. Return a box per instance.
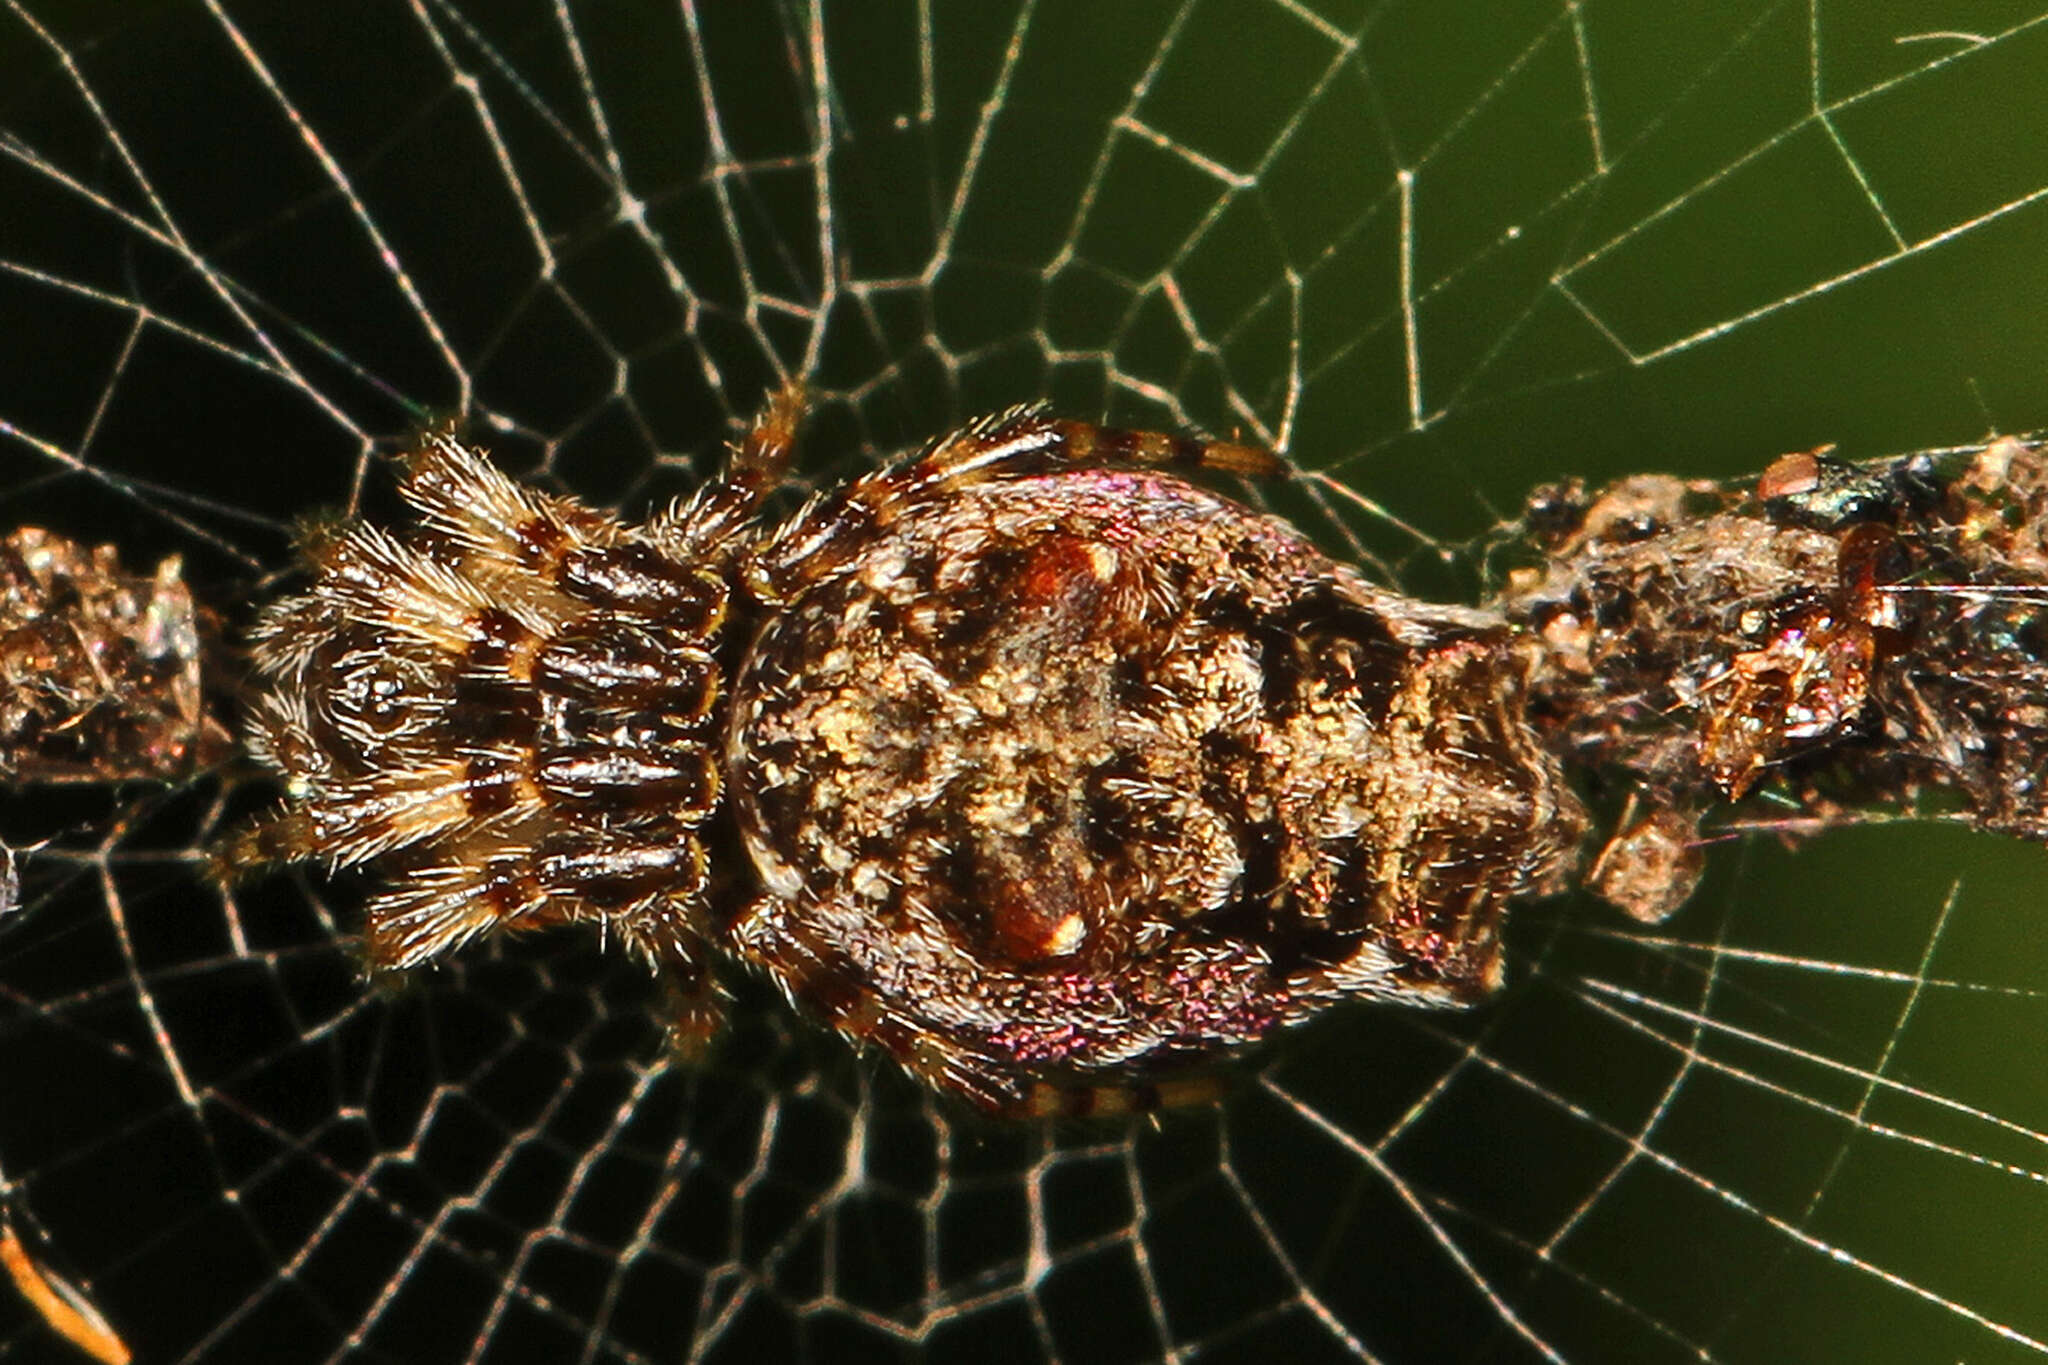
[224,393,1584,1113]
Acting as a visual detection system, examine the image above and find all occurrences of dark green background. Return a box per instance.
[2,3,2047,1362]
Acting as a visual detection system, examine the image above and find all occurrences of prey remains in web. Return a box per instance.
[213,390,2048,1116]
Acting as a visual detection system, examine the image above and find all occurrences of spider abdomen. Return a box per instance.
[726,470,1584,1097]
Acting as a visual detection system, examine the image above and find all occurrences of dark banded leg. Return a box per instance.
[725,381,807,498]
[360,853,554,969]
[210,808,320,880]
[356,835,710,970]
[724,894,1011,1107]
[729,894,1230,1118]
[915,406,1279,490]
[618,905,729,1061]
[396,429,623,585]
[636,382,812,562]
[749,407,1282,601]
[1013,1073,1227,1121]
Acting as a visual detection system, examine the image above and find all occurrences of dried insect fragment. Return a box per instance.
[221,399,1585,1113]
[1583,795,1703,926]
[0,528,229,785]
[1504,438,2048,920]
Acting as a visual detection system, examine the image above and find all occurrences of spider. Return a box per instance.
[219,390,1584,1115]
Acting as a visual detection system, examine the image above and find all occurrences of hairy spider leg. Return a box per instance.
[746,405,1281,603]
[725,380,808,497]
[640,381,810,560]
[720,895,1121,1113]
[727,895,1230,1117]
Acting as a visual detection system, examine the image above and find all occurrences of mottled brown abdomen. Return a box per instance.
[725,470,1584,1098]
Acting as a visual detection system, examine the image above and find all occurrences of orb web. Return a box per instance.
[2,3,2048,1362]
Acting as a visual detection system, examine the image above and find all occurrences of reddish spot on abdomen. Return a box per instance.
[984,867,1091,963]
[1010,533,1117,617]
